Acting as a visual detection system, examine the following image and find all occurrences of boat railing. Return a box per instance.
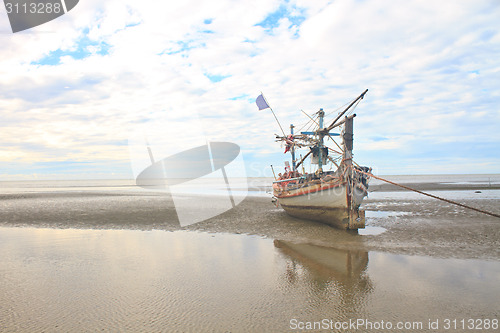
[273,177,304,184]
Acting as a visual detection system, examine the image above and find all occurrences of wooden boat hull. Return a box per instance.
[275,181,367,229]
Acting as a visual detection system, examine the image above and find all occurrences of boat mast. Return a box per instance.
[343,115,354,170]
[290,124,296,172]
[318,108,325,173]
[344,114,355,220]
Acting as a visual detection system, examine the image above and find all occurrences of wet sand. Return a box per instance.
[1,180,499,332]
[0,181,499,260]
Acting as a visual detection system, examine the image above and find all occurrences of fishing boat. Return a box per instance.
[258,89,371,230]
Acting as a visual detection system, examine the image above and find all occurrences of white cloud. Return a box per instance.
[0,0,499,179]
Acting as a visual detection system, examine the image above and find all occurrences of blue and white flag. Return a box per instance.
[256,94,270,110]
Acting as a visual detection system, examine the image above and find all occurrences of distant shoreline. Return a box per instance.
[1,173,500,183]
[368,181,500,192]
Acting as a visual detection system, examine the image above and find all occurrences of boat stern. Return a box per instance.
[347,209,365,229]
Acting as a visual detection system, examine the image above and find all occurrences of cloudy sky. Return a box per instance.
[1,0,499,180]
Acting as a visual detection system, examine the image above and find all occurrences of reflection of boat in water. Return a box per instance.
[274,240,372,316]
[274,240,368,281]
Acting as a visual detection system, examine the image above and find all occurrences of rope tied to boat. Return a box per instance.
[359,171,500,219]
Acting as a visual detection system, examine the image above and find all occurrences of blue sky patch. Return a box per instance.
[385,86,405,99]
[204,73,230,83]
[229,94,249,101]
[371,136,389,142]
[159,40,205,56]
[32,33,110,66]
[256,3,306,33]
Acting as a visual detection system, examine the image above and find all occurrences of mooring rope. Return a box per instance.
[360,171,500,219]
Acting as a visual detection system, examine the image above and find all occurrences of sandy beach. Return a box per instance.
[1,177,499,332]
[1,180,499,260]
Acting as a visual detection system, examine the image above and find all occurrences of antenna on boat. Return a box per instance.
[256,93,286,137]
[270,165,277,180]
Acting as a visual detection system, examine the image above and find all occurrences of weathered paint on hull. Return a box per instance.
[276,182,367,229]
[279,204,352,228]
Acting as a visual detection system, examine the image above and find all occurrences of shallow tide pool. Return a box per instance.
[0,227,498,332]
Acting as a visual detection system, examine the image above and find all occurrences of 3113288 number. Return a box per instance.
[5,2,62,14]
[443,318,498,330]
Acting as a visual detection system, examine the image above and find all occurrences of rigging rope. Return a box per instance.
[297,110,319,133]
[296,116,315,134]
[296,93,363,136]
[326,101,350,118]
[359,171,500,219]
[345,98,362,118]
